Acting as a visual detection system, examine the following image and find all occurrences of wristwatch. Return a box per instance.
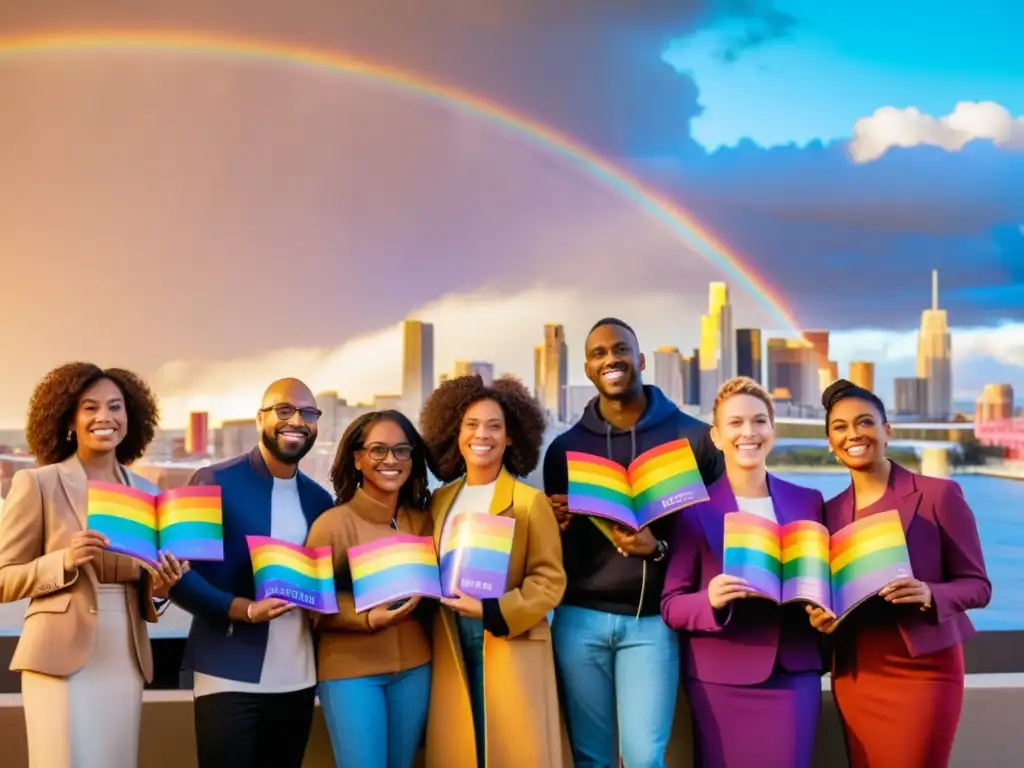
[650,540,668,562]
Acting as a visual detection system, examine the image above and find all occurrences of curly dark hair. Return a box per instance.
[25,363,160,467]
[419,374,547,483]
[329,410,434,510]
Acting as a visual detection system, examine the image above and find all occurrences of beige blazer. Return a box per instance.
[0,455,158,680]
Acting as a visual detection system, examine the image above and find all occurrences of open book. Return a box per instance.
[86,481,224,567]
[246,536,338,614]
[439,513,515,600]
[347,535,443,612]
[722,509,912,625]
[566,439,710,531]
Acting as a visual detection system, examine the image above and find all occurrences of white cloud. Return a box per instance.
[848,101,1024,163]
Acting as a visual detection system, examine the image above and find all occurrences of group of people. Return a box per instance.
[0,316,991,768]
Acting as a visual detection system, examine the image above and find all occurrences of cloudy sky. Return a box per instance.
[0,0,1021,427]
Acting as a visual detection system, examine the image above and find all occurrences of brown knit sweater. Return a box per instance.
[305,488,433,681]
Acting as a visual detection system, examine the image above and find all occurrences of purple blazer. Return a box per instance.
[824,462,991,657]
[660,473,825,686]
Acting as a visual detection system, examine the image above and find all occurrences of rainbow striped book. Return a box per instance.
[439,513,515,600]
[722,509,912,623]
[86,482,224,567]
[246,536,338,614]
[348,535,443,613]
[566,439,709,531]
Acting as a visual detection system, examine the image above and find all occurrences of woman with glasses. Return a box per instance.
[419,374,568,768]
[304,410,436,768]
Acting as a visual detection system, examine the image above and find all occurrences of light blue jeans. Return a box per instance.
[318,663,431,768]
[553,605,680,768]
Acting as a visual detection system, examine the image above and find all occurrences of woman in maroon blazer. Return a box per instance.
[808,379,991,768]
[661,377,825,768]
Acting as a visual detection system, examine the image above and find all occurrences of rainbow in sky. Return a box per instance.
[0,29,806,338]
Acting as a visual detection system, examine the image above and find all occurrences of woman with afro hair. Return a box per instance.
[419,374,569,768]
[0,363,187,768]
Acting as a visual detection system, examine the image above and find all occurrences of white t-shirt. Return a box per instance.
[193,476,317,697]
[439,479,498,554]
[736,495,778,523]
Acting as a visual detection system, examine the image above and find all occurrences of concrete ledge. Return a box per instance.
[1,677,1022,767]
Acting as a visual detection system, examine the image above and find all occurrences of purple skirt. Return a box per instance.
[685,670,821,768]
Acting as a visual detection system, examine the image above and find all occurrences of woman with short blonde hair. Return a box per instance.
[661,376,825,767]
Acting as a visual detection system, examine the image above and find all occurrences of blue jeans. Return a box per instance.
[318,663,431,768]
[456,616,486,765]
[553,606,680,768]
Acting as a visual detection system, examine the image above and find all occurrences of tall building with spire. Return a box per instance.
[916,270,953,419]
[699,282,735,410]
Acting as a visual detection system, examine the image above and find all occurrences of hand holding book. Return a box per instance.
[366,595,422,630]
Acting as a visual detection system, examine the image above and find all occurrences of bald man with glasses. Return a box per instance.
[169,378,334,768]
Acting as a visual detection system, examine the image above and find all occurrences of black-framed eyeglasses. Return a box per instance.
[361,443,414,462]
[259,404,322,423]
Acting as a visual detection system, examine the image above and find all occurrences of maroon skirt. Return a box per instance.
[832,622,964,768]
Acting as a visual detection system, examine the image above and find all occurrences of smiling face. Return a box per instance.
[258,380,319,466]
[458,398,510,481]
[584,323,645,401]
[355,419,414,498]
[827,396,892,470]
[712,393,775,471]
[72,377,127,457]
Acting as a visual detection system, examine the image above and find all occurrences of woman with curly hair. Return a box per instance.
[0,363,186,768]
[419,374,569,768]
[304,410,436,768]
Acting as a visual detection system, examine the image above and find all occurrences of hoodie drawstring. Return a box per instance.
[601,424,646,620]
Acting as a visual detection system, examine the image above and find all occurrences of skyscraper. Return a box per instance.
[699,282,735,409]
[735,328,762,384]
[894,377,928,416]
[536,324,568,423]
[453,361,495,386]
[185,411,209,456]
[767,339,818,408]
[802,330,838,393]
[684,349,701,406]
[401,320,435,416]
[916,270,953,419]
[653,346,685,407]
[849,361,875,392]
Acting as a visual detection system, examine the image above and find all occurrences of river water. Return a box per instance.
[777,471,1023,631]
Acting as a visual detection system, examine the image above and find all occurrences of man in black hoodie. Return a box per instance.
[543,318,724,768]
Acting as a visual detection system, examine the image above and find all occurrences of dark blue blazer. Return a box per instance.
[169,447,333,683]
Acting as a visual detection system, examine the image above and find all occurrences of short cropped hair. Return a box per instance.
[712,376,775,425]
[588,317,636,337]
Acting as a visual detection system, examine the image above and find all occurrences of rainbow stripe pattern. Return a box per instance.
[780,520,831,607]
[86,482,223,566]
[722,512,783,599]
[829,510,912,618]
[246,536,338,614]
[348,535,442,613]
[566,439,709,530]
[439,513,515,600]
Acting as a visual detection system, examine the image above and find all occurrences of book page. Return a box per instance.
[86,481,159,566]
[155,486,224,561]
[347,535,442,613]
[566,451,639,528]
[829,510,913,620]
[246,535,338,614]
[722,511,783,601]
[628,439,710,528]
[779,520,831,610]
[439,514,515,599]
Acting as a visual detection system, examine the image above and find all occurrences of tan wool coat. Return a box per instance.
[424,469,573,768]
